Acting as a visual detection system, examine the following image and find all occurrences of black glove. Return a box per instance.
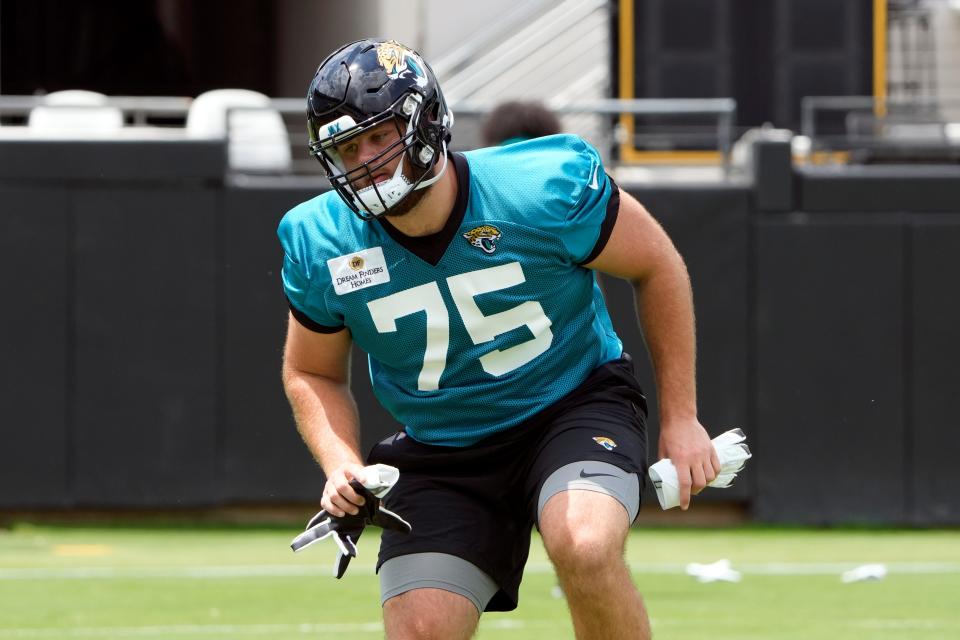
[290,480,411,578]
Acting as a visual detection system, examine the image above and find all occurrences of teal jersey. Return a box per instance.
[278,134,624,446]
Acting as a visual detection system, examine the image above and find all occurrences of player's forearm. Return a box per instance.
[282,367,363,473]
[632,255,698,426]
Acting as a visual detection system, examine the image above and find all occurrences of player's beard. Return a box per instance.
[381,160,433,219]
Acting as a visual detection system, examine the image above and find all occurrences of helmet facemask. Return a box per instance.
[309,92,450,220]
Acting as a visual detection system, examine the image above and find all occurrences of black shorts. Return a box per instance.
[367,354,648,612]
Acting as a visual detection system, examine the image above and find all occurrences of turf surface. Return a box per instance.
[1,524,958,638]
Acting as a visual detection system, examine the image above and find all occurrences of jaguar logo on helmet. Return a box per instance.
[376,40,427,86]
[463,225,502,254]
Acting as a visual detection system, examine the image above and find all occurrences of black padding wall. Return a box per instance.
[71,188,220,506]
[798,165,960,213]
[755,214,905,523]
[909,215,960,524]
[753,140,794,212]
[0,187,70,507]
[221,186,332,503]
[0,141,225,182]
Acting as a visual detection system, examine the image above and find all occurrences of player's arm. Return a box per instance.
[584,187,720,509]
[281,313,367,517]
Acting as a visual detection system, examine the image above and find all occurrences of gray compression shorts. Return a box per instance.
[379,461,640,613]
[380,552,499,614]
[536,460,641,524]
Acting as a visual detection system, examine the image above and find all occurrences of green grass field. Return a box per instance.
[1,523,958,639]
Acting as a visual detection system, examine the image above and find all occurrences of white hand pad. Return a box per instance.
[841,564,887,583]
[648,428,752,510]
[359,463,401,498]
[686,559,742,583]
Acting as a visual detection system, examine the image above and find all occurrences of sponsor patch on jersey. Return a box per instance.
[592,436,617,451]
[463,225,502,254]
[327,247,390,295]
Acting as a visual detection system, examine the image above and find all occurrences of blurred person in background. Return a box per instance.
[481,99,562,147]
[279,38,718,640]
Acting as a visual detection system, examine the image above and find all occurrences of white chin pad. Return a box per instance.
[352,157,413,215]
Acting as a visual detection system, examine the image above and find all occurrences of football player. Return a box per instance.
[279,38,719,640]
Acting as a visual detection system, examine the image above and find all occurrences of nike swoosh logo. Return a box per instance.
[580,469,617,479]
[587,163,599,190]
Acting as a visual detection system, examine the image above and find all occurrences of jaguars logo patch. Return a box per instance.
[593,436,618,451]
[376,40,426,85]
[463,225,502,254]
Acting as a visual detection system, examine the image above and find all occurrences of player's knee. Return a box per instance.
[543,519,624,574]
[540,492,629,573]
[384,606,459,639]
[387,614,454,640]
[383,589,478,640]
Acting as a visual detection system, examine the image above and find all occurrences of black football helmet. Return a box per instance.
[306,39,453,219]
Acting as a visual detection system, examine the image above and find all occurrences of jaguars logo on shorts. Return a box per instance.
[593,436,617,451]
[463,225,502,254]
[376,40,426,83]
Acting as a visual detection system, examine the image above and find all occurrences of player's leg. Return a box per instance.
[383,589,479,639]
[539,477,650,640]
[369,431,534,638]
[380,552,497,639]
[525,356,651,639]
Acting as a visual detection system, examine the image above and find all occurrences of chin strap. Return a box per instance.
[413,140,449,191]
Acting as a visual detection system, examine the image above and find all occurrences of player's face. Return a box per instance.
[335,120,404,190]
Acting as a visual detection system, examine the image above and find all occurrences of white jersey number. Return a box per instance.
[366,262,554,391]
[367,282,449,391]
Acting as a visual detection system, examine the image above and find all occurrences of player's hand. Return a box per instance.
[658,418,721,510]
[321,461,369,517]
[291,480,412,577]
[292,464,411,578]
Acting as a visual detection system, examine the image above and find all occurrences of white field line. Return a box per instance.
[0,617,954,638]
[1,561,959,580]
[0,622,384,638]
[852,618,951,630]
[0,618,537,638]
